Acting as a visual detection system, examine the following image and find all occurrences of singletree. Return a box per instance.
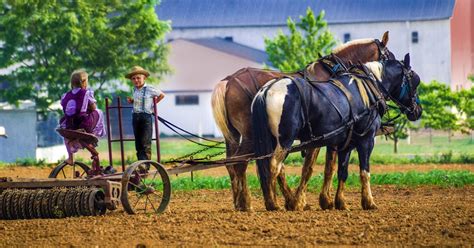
[264,8,337,72]
[0,1,170,113]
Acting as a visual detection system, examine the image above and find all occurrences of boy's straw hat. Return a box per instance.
[125,66,150,79]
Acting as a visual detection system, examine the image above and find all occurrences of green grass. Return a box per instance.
[91,135,474,166]
[165,170,474,192]
[2,133,471,167]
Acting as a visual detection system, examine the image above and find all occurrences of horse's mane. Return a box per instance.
[305,38,377,73]
[333,38,374,53]
[364,61,383,81]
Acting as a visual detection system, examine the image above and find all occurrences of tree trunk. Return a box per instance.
[448,129,451,143]
[407,129,411,145]
[429,128,432,144]
[393,136,398,153]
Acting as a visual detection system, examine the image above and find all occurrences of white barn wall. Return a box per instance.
[329,20,451,84]
[168,19,452,84]
[0,109,37,162]
[158,39,265,137]
[157,91,221,137]
[169,27,284,51]
[36,144,68,163]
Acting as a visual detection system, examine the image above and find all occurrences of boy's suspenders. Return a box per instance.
[141,86,147,112]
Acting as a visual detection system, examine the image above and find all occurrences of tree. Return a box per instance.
[0,0,171,113]
[381,107,410,153]
[456,80,474,134]
[417,80,459,143]
[264,8,337,72]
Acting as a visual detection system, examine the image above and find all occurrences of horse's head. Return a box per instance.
[371,53,422,121]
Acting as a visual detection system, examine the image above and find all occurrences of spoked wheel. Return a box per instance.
[121,160,171,214]
[49,161,90,179]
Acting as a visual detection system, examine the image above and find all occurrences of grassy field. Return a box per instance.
[88,133,474,166]
[3,132,472,167]
[163,170,474,191]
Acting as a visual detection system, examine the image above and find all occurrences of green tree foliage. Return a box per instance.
[456,82,473,133]
[381,106,410,153]
[382,80,459,152]
[418,80,458,131]
[0,0,170,113]
[264,8,337,72]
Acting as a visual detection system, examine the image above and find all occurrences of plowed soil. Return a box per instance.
[0,165,473,247]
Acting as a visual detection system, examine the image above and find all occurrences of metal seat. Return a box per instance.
[56,128,99,146]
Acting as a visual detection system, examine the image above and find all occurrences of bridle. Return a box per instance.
[377,61,420,116]
[374,39,392,61]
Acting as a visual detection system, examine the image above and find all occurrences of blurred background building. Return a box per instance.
[1,0,472,162]
[155,0,472,137]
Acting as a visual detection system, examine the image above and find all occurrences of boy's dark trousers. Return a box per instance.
[132,113,153,160]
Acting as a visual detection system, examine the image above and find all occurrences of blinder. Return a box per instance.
[390,61,420,116]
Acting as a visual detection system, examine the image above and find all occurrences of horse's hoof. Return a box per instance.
[303,204,312,211]
[362,201,378,210]
[266,206,281,211]
[235,206,253,212]
[319,194,334,210]
[285,198,307,211]
[335,200,349,210]
[235,203,252,212]
[265,203,281,211]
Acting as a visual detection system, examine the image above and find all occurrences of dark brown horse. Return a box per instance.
[212,32,394,211]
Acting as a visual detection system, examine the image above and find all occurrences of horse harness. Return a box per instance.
[224,67,263,102]
[288,64,388,151]
[229,53,350,101]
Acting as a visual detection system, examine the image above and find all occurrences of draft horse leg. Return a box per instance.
[285,147,320,211]
[262,144,289,211]
[319,146,338,210]
[226,139,252,211]
[335,147,353,210]
[357,137,378,210]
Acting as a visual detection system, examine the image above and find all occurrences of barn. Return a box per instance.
[156,0,472,90]
[157,38,271,137]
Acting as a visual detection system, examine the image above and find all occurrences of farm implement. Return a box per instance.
[0,97,218,220]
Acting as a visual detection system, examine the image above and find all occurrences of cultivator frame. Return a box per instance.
[0,97,173,220]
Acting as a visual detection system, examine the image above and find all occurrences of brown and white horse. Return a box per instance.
[212,32,394,211]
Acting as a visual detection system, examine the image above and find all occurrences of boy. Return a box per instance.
[126,66,165,160]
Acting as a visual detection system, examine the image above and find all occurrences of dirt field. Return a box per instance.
[0,165,473,246]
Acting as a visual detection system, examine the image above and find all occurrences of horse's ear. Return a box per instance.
[381,31,389,47]
[403,53,411,68]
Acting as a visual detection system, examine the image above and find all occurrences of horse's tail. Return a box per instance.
[211,80,237,144]
[251,83,276,200]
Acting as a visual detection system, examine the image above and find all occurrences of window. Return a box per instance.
[175,95,199,105]
[411,31,418,43]
[343,33,351,43]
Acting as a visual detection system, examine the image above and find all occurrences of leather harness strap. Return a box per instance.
[247,68,261,94]
[291,77,314,137]
[233,72,255,101]
[328,79,357,150]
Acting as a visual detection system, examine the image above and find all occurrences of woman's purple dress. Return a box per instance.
[60,88,105,154]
